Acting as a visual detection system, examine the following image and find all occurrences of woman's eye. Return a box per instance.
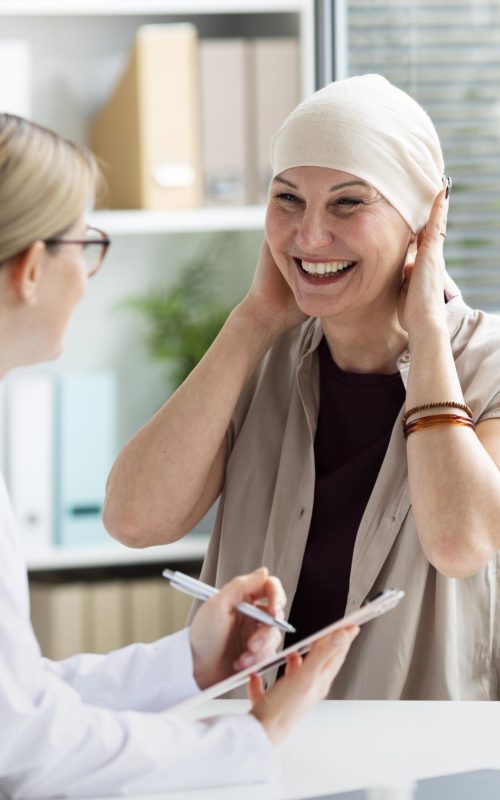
[336,197,362,207]
[276,192,300,203]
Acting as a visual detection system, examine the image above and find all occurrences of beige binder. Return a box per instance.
[251,38,300,204]
[199,38,251,206]
[90,24,202,210]
[30,581,87,660]
[85,580,128,654]
[125,578,164,644]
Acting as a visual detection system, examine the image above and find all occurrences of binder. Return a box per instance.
[0,40,32,117]
[6,374,54,552]
[199,39,251,205]
[199,37,300,206]
[0,381,7,476]
[124,578,169,644]
[170,585,194,631]
[251,38,300,204]
[86,580,128,653]
[30,581,87,660]
[90,24,202,210]
[54,371,117,548]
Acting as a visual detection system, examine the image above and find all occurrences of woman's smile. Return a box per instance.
[294,256,358,282]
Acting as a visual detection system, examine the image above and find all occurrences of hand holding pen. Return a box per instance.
[170,566,291,690]
[162,568,295,634]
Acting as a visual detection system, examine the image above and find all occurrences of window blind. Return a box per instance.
[346,0,500,311]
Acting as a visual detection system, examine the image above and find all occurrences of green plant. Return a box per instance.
[125,245,232,388]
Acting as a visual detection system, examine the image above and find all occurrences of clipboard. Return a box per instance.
[172,588,404,711]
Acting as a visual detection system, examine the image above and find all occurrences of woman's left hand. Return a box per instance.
[398,181,450,336]
[188,567,286,689]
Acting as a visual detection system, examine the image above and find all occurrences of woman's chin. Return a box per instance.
[26,340,65,367]
[294,294,347,320]
[50,340,65,361]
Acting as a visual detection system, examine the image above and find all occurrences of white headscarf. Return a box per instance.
[270,74,444,233]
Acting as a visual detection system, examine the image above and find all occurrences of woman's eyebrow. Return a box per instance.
[329,180,370,192]
[272,177,370,192]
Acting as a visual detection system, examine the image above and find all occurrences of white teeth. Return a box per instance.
[301,260,355,276]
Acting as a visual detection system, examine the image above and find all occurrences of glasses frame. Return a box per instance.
[43,225,111,277]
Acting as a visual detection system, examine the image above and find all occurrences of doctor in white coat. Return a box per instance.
[0,113,358,798]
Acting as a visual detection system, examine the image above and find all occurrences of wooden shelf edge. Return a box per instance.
[89,206,266,234]
[0,1,305,16]
[26,534,208,571]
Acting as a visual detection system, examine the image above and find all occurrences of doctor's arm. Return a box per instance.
[45,568,286,710]
[3,569,357,797]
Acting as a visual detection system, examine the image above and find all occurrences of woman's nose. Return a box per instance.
[295,210,334,252]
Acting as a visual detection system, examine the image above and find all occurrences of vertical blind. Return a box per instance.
[346,0,500,311]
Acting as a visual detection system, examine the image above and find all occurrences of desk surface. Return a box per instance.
[107,699,500,800]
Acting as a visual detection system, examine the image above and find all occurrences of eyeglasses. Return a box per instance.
[44,226,111,277]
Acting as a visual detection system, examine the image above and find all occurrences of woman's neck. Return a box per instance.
[321,308,409,375]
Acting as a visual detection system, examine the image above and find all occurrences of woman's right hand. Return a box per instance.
[249,626,359,745]
[237,241,306,337]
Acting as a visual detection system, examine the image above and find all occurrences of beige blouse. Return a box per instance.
[198,295,500,699]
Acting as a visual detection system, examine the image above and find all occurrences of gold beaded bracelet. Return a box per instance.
[402,401,473,428]
[403,413,476,440]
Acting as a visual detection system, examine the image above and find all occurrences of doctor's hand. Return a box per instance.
[250,625,359,745]
[189,567,286,690]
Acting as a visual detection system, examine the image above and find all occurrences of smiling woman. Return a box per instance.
[105,74,500,701]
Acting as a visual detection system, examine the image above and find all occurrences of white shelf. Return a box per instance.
[27,534,208,572]
[0,0,305,15]
[89,206,266,235]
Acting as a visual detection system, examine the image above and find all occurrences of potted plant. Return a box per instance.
[124,240,233,389]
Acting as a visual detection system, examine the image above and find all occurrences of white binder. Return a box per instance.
[0,40,32,117]
[6,374,54,552]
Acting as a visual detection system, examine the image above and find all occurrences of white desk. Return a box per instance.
[105,699,500,800]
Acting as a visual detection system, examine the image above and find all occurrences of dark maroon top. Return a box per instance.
[285,337,406,647]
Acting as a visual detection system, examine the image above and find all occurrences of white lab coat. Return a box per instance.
[0,476,275,798]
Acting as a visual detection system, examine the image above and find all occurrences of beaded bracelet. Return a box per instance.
[403,413,476,440]
[402,401,473,428]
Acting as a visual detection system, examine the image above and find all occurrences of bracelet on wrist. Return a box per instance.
[403,413,476,440]
[402,401,473,427]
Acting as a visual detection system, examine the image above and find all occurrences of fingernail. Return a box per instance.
[249,638,263,653]
[241,653,257,667]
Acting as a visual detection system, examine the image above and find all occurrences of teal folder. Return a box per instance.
[54,371,116,548]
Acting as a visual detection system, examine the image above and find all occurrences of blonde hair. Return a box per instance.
[0,114,101,264]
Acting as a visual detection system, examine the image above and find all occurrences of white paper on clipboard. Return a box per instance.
[171,588,405,712]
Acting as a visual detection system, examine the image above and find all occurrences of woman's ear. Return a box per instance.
[404,236,418,267]
[8,241,44,305]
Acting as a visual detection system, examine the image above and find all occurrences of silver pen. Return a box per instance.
[162,568,296,634]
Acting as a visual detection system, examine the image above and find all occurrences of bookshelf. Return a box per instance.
[0,0,314,578]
